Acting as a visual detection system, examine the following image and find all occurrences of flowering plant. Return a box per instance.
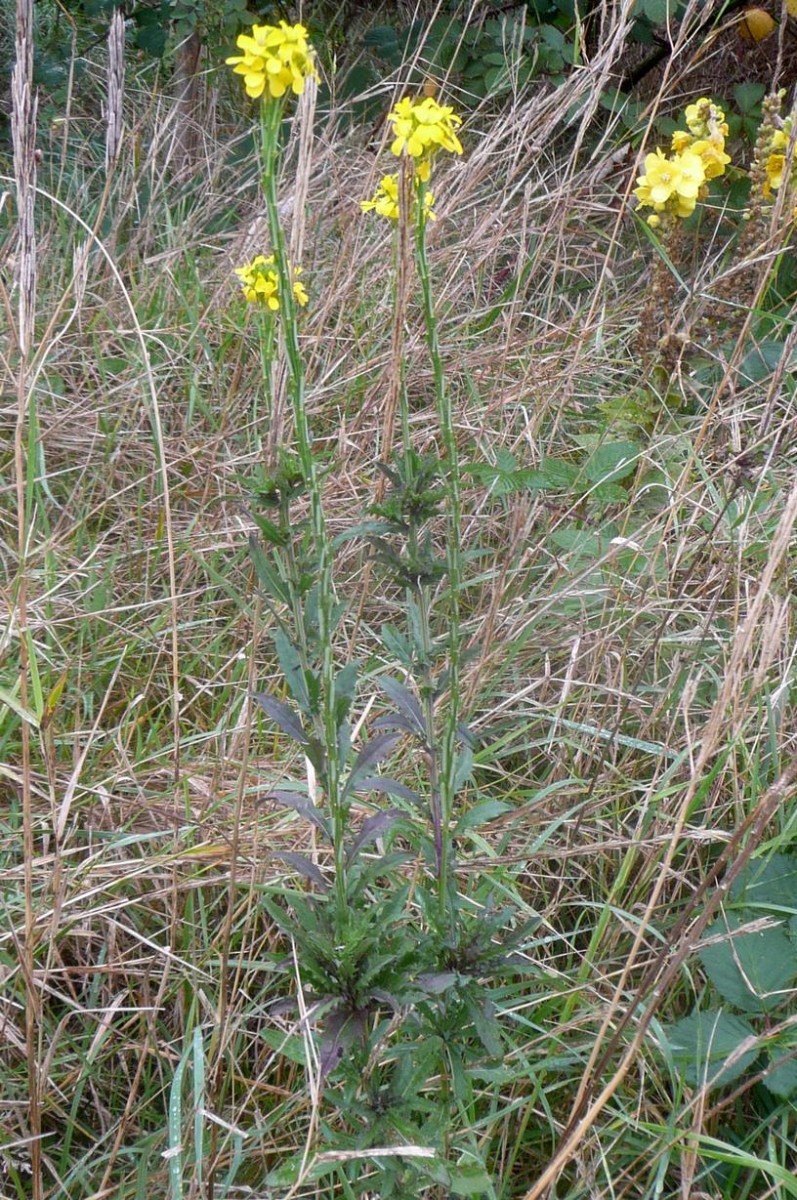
[225,21,317,100]
[388,96,463,180]
[234,255,308,310]
[634,98,731,225]
[360,173,436,222]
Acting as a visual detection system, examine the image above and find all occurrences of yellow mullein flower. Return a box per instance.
[684,98,728,142]
[674,149,707,201]
[671,130,692,153]
[226,21,317,101]
[634,148,684,209]
[634,147,706,218]
[360,173,436,222]
[690,137,732,180]
[388,96,463,176]
[764,153,787,197]
[234,255,308,309]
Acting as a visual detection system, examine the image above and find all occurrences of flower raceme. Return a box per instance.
[388,96,463,179]
[360,173,436,222]
[226,21,317,101]
[633,98,731,224]
[234,255,309,310]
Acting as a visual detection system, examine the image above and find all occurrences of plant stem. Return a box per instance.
[415,178,462,929]
[259,99,345,918]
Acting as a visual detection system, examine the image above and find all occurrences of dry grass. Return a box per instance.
[2,1,797,1197]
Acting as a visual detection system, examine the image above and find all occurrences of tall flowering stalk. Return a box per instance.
[363,95,464,925]
[228,25,348,916]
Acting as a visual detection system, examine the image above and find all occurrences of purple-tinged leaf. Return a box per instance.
[344,732,401,793]
[346,810,402,864]
[417,972,458,994]
[274,852,329,891]
[354,776,423,808]
[372,712,419,737]
[253,693,309,746]
[266,790,332,840]
[319,1009,366,1080]
[378,676,426,738]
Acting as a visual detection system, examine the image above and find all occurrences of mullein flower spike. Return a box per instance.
[634,98,731,225]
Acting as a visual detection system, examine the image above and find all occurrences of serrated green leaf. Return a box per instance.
[762,1050,797,1099]
[585,440,640,485]
[667,1010,758,1089]
[699,913,797,1012]
[449,1163,493,1195]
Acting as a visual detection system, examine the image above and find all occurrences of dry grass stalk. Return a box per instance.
[104,7,126,172]
[12,0,40,1192]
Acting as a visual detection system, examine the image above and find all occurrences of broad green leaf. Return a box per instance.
[585,440,640,485]
[667,1010,758,1089]
[449,1164,493,1195]
[699,912,797,1012]
[730,853,797,913]
[762,1051,797,1099]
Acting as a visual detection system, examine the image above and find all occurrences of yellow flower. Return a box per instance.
[671,130,692,153]
[226,21,317,101]
[234,255,309,309]
[764,153,786,195]
[684,98,728,141]
[675,149,707,200]
[690,137,732,180]
[388,96,463,173]
[634,147,705,217]
[360,173,436,222]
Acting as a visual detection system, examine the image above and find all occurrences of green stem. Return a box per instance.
[415,177,462,929]
[259,99,345,918]
[255,311,275,456]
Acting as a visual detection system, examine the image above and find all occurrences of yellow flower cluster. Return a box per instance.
[226,22,317,100]
[360,173,436,222]
[234,255,309,310]
[388,96,463,180]
[634,98,731,226]
[764,120,795,215]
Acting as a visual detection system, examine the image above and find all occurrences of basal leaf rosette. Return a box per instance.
[360,173,436,222]
[234,255,309,310]
[388,96,463,181]
[226,21,318,101]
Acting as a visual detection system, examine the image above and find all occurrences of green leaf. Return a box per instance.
[667,1010,758,1089]
[449,1164,493,1195]
[699,912,797,1012]
[455,800,511,833]
[733,81,765,114]
[762,1050,797,1099]
[584,440,640,486]
[731,854,797,912]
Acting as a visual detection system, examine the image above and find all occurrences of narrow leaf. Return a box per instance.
[345,732,401,792]
[265,790,331,840]
[353,775,423,808]
[378,676,426,737]
[275,852,329,891]
[346,810,402,864]
[253,693,309,746]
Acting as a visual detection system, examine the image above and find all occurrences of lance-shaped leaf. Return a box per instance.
[253,692,310,746]
[378,676,426,739]
[249,535,290,604]
[372,712,420,738]
[346,810,402,865]
[353,775,423,808]
[265,790,331,840]
[344,732,401,795]
[274,852,329,891]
